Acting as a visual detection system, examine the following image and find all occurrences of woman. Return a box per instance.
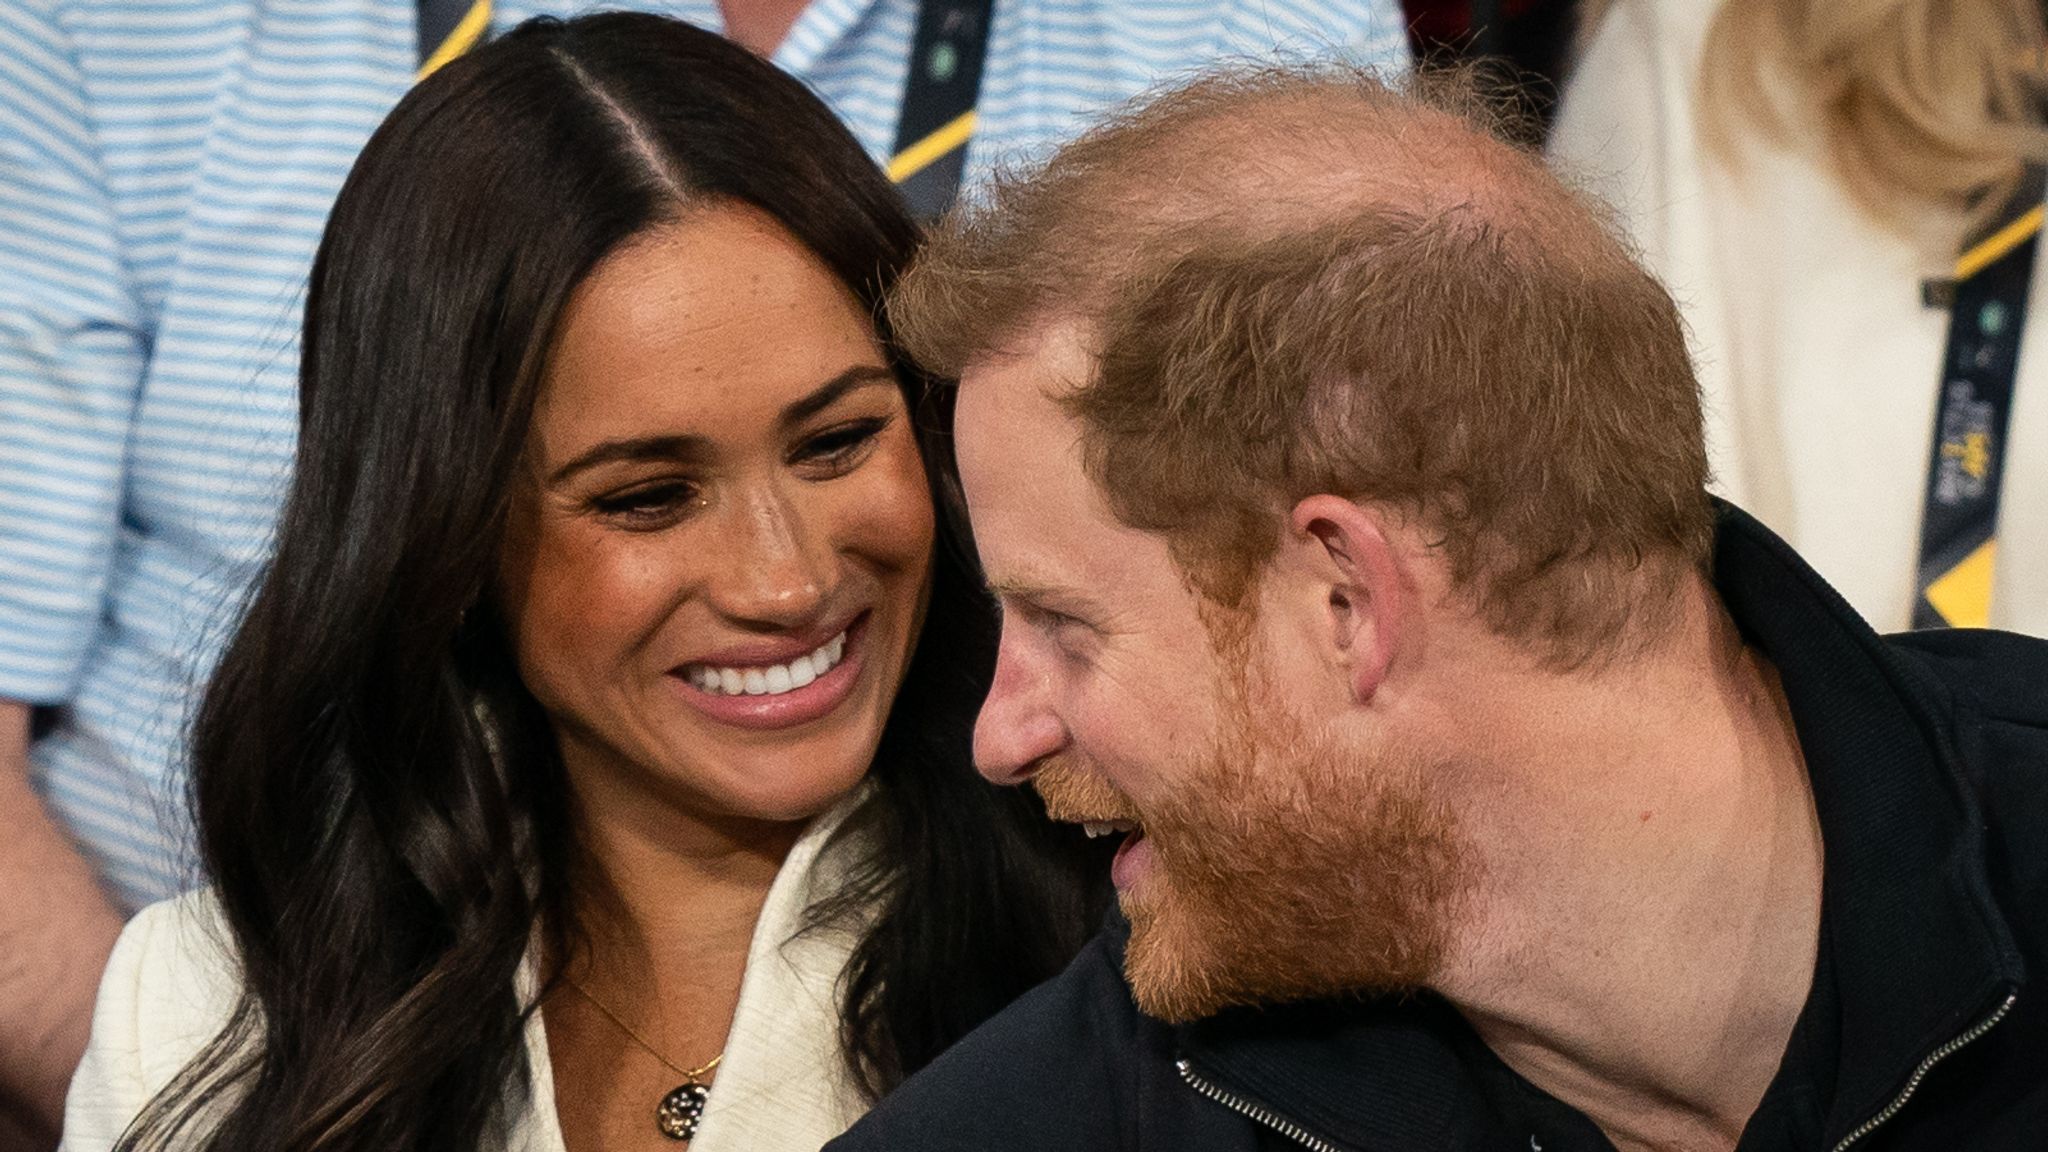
[1553,0,2048,635]
[62,13,1104,1152]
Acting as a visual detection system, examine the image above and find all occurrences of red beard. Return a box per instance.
[1034,664,1471,1023]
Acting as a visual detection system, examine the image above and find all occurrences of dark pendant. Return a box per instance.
[656,1081,710,1141]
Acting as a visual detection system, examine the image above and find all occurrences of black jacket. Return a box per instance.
[828,506,2048,1151]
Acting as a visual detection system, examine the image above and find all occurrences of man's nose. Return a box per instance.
[972,630,1067,785]
[707,484,835,627]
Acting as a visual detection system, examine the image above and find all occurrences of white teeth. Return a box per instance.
[1082,820,1136,839]
[687,630,849,698]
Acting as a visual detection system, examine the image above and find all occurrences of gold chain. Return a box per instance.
[564,979,724,1082]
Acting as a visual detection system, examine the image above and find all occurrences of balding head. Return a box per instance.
[894,66,1611,371]
[896,63,1713,666]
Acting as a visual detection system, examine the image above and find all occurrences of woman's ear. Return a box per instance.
[1288,495,1407,704]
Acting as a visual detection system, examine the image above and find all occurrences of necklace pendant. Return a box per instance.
[656,1081,710,1141]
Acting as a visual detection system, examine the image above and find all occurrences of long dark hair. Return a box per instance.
[123,14,1105,1150]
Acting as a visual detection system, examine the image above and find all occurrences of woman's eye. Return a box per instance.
[794,416,890,476]
[589,481,702,528]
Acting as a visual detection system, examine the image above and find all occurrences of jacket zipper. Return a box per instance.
[1830,990,2019,1152]
[1175,1057,1343,1152]
[1179,988,2017,1152]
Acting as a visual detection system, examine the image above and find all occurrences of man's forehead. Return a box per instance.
[953,319,1091,481]
[951,320,1139,592]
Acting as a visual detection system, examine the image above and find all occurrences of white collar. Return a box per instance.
[515,791,875,1151]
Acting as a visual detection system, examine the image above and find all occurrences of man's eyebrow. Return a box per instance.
[547,364,898,486]
[988,576,1100,618]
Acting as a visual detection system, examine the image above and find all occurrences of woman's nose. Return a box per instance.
[706,483,836,628]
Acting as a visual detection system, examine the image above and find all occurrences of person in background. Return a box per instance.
[0,0,1411,1145]
[1551,0,2048,637]
[65,14,1108,1151]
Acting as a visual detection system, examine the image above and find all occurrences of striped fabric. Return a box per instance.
[0,0,1410,910]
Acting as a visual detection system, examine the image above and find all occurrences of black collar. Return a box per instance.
[1172,503,2027,1152]
[1710,502,2023,1145]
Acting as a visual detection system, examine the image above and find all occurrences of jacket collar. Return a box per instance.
[1709,502,2023,1145]
[1173,503,2026,1152]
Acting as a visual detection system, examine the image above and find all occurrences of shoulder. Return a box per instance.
[62,891,245,1151]
[1209,0,1410,66]
[1552,0,1719,176]
[826,928,1159,1151]
[1887,628,2048,732]
[1887,629,2048,936]
[1568,0,1723,69]
[1883,631,2048,828]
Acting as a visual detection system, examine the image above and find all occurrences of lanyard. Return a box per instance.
[418,0,492,77]
[888,0,994,220]
[1911,166,2043,630]
[1912,195,2039,630]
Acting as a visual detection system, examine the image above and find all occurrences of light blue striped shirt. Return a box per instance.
[0,0,1410,909]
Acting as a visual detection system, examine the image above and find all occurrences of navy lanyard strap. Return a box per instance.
[1912,164,2043,629]
[888,0,995,221]
[418,0,492,77]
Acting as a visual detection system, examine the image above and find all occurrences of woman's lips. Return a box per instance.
[669,613,870,730]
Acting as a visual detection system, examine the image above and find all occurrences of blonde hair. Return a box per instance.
[1688,0,2048,228]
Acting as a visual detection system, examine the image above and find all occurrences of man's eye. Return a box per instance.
[1037,606,1084,633]
[794,416,890,475]
[1020,603,1097,659]
[589,482,701,528]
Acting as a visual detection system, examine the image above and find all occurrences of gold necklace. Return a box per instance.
[565,979,725,1142]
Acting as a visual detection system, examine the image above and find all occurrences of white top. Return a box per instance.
[61,795,872,1151]
[1550,0,2048,635]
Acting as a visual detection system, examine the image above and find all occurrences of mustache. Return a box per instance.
[1031,753,1143,825]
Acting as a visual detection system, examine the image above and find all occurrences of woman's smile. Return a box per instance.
[671,610,872,729]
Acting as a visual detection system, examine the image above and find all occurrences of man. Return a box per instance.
[825,65,2048,1151]
[0,4,1410,1145]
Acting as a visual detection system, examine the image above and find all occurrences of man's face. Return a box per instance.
[955,325,1470,1022]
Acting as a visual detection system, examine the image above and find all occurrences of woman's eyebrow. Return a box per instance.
[547,434,712,486]
[779,364,898,429]
[547,365,898,486]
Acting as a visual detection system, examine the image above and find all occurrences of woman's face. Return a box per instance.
[499,203,934,831]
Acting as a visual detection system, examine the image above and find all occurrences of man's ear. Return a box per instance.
[1289,495,1406,704]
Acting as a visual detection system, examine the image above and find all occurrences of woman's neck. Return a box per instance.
[564,775,809,1009]
[543,796,811,1152]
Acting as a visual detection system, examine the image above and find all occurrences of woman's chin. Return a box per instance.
[659,728,879,824]
[703,766,872,827]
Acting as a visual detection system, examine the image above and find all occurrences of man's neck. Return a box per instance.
[1438,587,1824,1152]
